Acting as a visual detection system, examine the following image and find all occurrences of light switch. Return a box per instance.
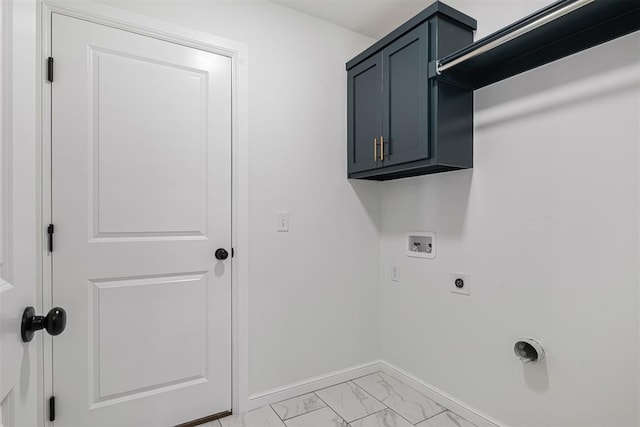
[391,264,400,283]
[277,211,289,232]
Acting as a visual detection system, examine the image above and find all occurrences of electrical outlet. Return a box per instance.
[276,211,289,232]
[451,272,470,295]
[391,264,400,283]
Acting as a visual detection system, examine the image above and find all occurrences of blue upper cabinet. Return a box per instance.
[346,2,476,180]
[382,23,429,168]
[347,53,382,174]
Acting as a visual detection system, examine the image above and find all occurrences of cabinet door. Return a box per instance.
[382,23,429,166]
[347,53,382,174]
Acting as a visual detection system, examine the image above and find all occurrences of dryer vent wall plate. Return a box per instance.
[406,232,436,259]
[514,338,546,364]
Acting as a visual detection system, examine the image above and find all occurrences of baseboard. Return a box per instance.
[247,360,385,410]
[247,359,507,427]
[380,361,508,427]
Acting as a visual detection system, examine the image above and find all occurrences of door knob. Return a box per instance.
[21,306,67,343]
[215,248,229,260]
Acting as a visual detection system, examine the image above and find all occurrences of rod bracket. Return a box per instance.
[428,61,474,90]
[428,61,440,79]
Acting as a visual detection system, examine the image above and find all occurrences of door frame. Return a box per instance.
[2,0,44,425]
[40,1,250,424]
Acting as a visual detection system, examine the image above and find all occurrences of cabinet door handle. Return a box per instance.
[374,137,378,161]
[380,136,385,160]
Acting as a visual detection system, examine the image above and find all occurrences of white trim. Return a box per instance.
[43,0,246,57]
[247,361,385,410]
[41,5,52,425]
[40,0,249,419]
[0,0,5,283]
[0,0,12,285]
[380,361,507,427]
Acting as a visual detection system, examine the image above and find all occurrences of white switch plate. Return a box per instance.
[276,211,289,232]
[451,272,470,296]
[391,264,400,283]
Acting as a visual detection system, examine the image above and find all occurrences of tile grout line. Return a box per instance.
[411,407,448,426]
[266,404,287,427]
[352,373,416,424]
[353,376,417,426]
[354,372,446,426]
[347,379,387,409]
[346,408,387,424]
[269,390,338,423]
[392,406,418,426]
[318,380,389,423]
[353,401,416,427]
[350,372,422,426]
[416,409,456,426]
[312,390,350,425]
[275,404,328,424]
[269,402,286,422]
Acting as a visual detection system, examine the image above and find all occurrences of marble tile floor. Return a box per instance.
[204,371,476,427]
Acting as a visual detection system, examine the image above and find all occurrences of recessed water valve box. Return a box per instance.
[406,232,436,259]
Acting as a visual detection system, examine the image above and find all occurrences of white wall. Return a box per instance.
[378,1,640,425]
[99,0,380,396]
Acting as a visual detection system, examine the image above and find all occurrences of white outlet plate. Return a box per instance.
[276,211,289,232]
[391,264,400,283]
[451,272,470,295]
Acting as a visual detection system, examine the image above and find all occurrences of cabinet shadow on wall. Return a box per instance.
[377,169,473,239]
[348,179,383,230]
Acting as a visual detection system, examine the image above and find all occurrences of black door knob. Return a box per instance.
[21,306,67,343]
[215,248,229,260]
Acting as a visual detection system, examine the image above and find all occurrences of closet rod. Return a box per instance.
[436,0,595,74]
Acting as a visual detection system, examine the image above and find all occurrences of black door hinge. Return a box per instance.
[231,247,234,258]
[49,395,55,422]
[47,57,54,83]
[47,224,55,252]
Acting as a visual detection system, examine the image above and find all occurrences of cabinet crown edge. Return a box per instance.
[346,0,476,70]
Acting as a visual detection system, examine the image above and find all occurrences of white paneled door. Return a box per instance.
[50,14,232,426]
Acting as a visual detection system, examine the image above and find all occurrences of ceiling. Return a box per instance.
[271,0,437,39]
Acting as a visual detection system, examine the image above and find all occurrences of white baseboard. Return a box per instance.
[247,360,385,410]
[380,361,507,427]
[247,359,508,427]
